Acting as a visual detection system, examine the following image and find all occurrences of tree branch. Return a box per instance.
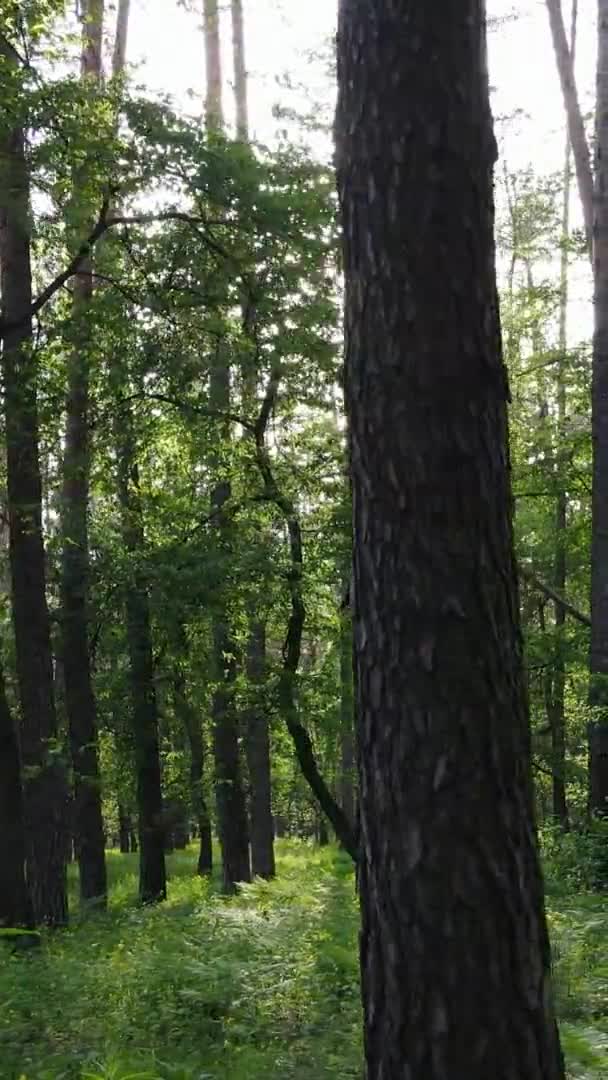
[253,365,358,861]
[544,0,593,257]
[519,563,590,627]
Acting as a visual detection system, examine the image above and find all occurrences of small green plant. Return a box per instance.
[1,842,606,1079]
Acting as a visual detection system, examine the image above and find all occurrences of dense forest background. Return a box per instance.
[0,1,607,1078]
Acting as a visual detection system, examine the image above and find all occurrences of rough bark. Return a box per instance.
[114,395,166,903]
[336,2,565,1076]
[245,618,275,878]
[545,0,594,253]
[204,0,224,130]
[589,0,608,816]
[61,0,107,909]
[173,661,213,875]
[0,39,68,927]
[231,0,248,140]
[0,655,33,929]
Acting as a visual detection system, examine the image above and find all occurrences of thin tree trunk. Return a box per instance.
[204,1,250,893]
[336,2,565,1075]
[589,0,608,815]
[0,38,68,928]
[208,347,250,891]
[114,396,166,903]
[231,0,248,139]
[61,0,107,909]
[112,0,130,74]
[550,0,578,831]
[118,804,131,853]
[204,0,224,130]
[229,0,272,879]
[245,618,275,878]
[0,654,33,929]
[545,0,593,252]
[173,660,213,875]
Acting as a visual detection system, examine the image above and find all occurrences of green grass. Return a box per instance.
[0,841,606,1079]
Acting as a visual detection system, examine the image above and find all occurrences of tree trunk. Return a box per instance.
[212,604,251,892]
[545,0,593,252]
[550,0,578,831]
[245,619,275,878]
[61,0,107,910]
[336,3,565,1076]
[0,655,33,929]
[173,662,213,875]
[112,0,130,74]
[589,0,608,816]
[0,39,68,928]
[118,804,131,853]
[231,0,248,140]
[114,397,166,903]
[204,0,224,130]
[204,1,250,894]
[338,606,356,831]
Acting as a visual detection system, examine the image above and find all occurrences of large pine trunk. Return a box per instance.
[245,619,275,879]
[589,0,608,815]
[61,0,107,909]
[0,656,32,929]
[0,45,68,927]
[336,2,565,1076]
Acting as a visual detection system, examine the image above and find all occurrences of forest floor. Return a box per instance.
[0,841,607,1080]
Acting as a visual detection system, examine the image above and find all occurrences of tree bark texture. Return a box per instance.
[115,397,166,903]
[61,0,107,909]
[336,3,565,1076]
[245,618,275,878]
[589,0,608,815]
[0,655,33,929]
[545,0,593,253]
[0,44,68,927]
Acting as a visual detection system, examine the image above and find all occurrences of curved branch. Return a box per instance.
[253,368,357,861]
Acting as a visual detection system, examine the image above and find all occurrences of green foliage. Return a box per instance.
[0,845,361,1080]
[541,820,608,894]
[1,844,607,1080]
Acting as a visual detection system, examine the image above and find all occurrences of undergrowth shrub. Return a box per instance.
[1,841,606,1079]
